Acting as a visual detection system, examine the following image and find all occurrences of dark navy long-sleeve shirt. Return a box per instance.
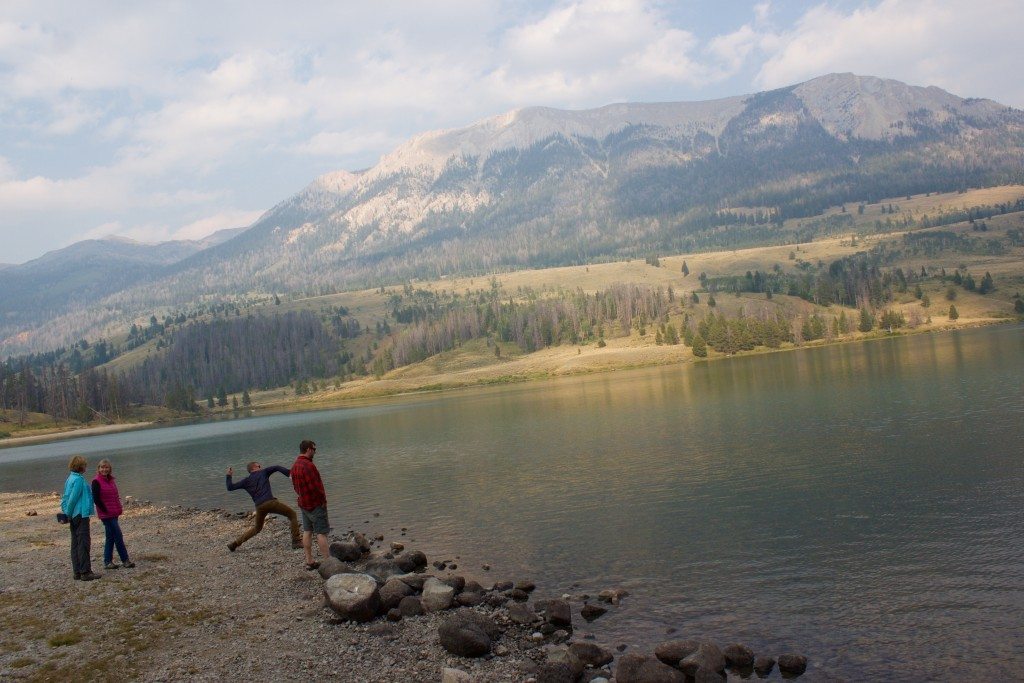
[226,465,290,506]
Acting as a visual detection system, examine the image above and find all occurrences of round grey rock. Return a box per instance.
[323,572,381,622]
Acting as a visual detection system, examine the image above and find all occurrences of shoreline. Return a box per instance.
[0,491,805,682]
[0,317,1014,449]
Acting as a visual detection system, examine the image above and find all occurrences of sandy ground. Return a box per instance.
[0,492,564,682]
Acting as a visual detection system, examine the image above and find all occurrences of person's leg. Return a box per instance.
[69,523,80,578]
[72,516,93,575]
[233,502,270,548]
[312,506,331,560]
[110,517,130,563]
[316,533,330,560]
[102,518,116,565]
[263,499,302,547]
[300,507,314,565]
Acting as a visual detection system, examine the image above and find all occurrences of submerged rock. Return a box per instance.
[723,643,755,668]
[580,603,607,622]
[753,655,775,676]
[679,643,726,677]
[654,639,701,667]
[568,642,614,667]
[778,653,807,676]
[615,653,686,683]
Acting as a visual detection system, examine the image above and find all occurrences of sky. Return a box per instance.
[1,0,1022,265]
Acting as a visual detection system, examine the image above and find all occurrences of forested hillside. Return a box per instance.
[3,74,1023,357]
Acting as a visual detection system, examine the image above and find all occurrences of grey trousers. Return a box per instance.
[70,515,92,575]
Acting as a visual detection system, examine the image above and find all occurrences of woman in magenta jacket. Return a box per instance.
[91,459,135,570]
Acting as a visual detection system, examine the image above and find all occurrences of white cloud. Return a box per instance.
[756,0,1024,105]
[171,209,264,241]
[293,130,401,158]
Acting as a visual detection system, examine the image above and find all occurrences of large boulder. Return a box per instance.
[545,599,572,628]
[778,654,807,676]
[615,653,687,683]
[422,577,456,612]
[569,642,614,667]
[330,541,363,562]
[679,643,726,677]
[654,640,701,667]
[394,549,428,572]
[538,646,585,682]
[398,595,425,617]
[443,575,466,593]
[456,592,484,607]
[508,602,540,625]
[438,609,501,658]
[323,573,381,622]
[379,577,415,611]
[317,556,350,580]
[398,573,432,591]
[363,557,405,581]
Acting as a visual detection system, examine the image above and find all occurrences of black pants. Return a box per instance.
[70,515,92,575]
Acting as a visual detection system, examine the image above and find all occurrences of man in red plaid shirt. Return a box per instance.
[290,439,330,569]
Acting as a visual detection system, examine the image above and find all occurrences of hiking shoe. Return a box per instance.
[292,541,303,550]
[105,562,120,569]
[74,573,82,580]
[227,542,238,552]
[123,561,136,568]
[80,572,102,581]
[305,562,320,571]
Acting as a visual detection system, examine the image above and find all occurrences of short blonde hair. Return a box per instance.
[68,455,87,473]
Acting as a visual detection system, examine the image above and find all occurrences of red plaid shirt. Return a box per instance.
[290,454,326,511]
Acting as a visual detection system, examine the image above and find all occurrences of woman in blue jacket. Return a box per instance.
[61,455,101,581]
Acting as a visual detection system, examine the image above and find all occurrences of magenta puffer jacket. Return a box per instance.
[92,474,124,520]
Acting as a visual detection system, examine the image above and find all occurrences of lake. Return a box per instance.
[2,324,1022,680]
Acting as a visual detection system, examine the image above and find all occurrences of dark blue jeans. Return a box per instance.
[101,517,129,564]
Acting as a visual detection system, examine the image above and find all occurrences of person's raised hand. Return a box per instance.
[226,466,233,476]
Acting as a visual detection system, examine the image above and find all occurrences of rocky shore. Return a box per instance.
[0,492,807,682]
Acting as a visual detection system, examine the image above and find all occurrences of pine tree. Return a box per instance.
[691,333,708,358]
[978,272,994,294]
[858,307,874,332]
[682,261,690,277]
[217,386,228,407]
[242,389,251,406]
[948,304,959,320]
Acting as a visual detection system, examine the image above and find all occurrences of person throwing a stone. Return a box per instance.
[290,439,330,570]
[226,461,302,552]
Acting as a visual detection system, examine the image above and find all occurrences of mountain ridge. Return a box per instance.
[3,72,1023,356]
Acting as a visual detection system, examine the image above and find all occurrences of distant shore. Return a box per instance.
[0,317,1013,449]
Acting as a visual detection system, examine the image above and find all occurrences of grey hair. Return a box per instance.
[97,458,113,472]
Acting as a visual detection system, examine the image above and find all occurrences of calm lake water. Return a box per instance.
[3,324,1023,680]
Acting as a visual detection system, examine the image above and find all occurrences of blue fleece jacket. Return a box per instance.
[226,465,290,506]
[61,471,94,519]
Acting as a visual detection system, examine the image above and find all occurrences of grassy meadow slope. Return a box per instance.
[241,186,1024,411]
[4,186,1022,444]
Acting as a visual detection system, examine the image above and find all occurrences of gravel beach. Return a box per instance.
[0,491,549,682]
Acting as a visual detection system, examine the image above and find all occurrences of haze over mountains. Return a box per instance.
[3,73,1023,356]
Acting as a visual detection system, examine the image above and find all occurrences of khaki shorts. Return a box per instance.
[300,505,330,535]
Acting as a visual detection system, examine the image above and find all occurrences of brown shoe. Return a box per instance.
[80,572,102,581]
